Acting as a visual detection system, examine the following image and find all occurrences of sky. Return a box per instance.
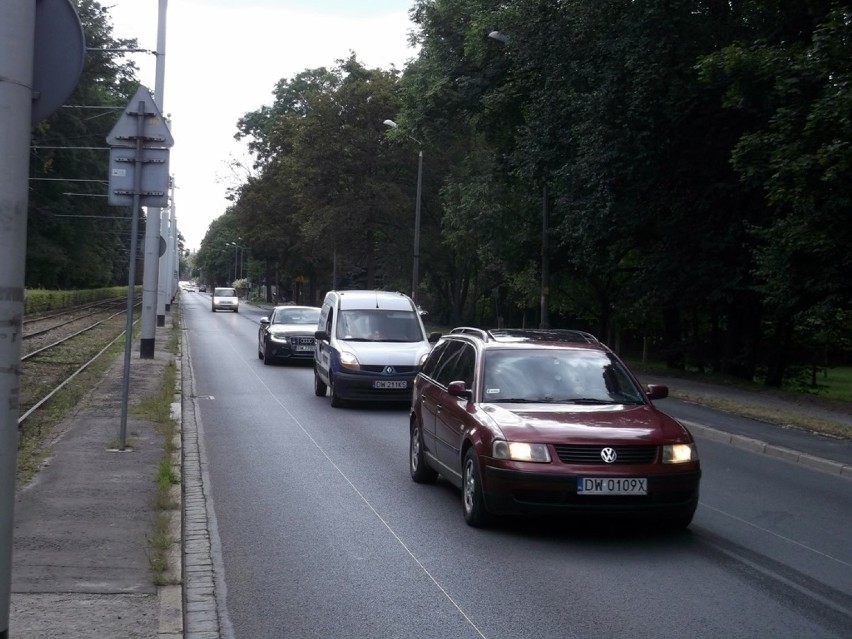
[107,0,420,251]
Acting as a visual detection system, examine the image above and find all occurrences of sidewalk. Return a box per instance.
[6,317,851,638]
[9,320,182,639]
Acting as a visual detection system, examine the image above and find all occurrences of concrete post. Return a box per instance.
[0,4,36,635]
[140,0,168,355]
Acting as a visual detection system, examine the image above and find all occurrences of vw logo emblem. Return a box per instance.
[385,366,396,375]
[600,447,617,463]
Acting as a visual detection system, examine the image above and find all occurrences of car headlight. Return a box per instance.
[270,332,289,341]
[339,350,360,370]
[492,440,551,463]
[662,443,698,464]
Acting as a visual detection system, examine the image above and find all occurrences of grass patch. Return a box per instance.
[667,390,852,439]
[141,306,182,586]
[16,329,130,486]
[626,360,852,438]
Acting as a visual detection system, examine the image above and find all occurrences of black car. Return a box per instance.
[258,305,322,365]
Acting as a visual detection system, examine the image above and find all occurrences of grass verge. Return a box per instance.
[16,326,132,485]
[134,311,181,586]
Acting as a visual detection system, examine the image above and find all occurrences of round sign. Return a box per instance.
[32,0,86,123]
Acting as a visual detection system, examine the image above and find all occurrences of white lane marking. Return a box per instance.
[246,359,488,639]
[700,502,852,569]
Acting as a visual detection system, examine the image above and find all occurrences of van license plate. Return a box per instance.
[577,478,647,495]
[374,380,407,389]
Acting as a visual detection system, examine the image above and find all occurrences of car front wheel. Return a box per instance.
[329,374,344,408]
[262,343,273,365]
[410,422,438,483]
[462,448,491,527]
[314,368,327,397]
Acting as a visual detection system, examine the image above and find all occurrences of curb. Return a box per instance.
[159,352,184,638]
[683,420,852,479]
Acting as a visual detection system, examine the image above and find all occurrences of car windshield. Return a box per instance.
[481,349,646,404]
[272,308,320,325]
[214,288,236,297]
[336,309,423,342]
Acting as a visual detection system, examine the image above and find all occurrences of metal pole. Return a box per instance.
[0,3,36,634]
[140,0,168,357]
[413,150,423,303]
[540,184,550,329]
[157,207,169,324]
[119,100,147,450]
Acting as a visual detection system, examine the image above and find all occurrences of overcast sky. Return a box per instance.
[107,0,419,251]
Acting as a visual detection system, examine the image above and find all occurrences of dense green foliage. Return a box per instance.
[23,286,133,315]
[146,2,852,386]
[27,0,146,289]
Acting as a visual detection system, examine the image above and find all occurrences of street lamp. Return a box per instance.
[488,30,549,328]
[228,241,247,280]
[383,119,423,304]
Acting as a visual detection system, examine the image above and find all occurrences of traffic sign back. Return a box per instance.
[106,85,174,148]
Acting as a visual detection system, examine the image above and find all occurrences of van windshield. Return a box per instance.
[337,309,423,342]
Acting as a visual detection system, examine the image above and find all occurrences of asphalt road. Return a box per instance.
[181,292,852,639]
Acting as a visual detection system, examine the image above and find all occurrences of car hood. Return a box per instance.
[270,323,315,334]
[480,402,691,444]
[341,340,431,366]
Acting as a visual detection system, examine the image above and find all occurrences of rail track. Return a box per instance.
[18,297,141,426]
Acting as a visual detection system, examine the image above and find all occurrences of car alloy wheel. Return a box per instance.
[410,423,437,483]
[462,448,491,527]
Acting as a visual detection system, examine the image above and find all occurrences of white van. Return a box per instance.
[211,287,239,312]
[313,290,441,407]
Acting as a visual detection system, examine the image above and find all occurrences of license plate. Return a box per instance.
[295,344,313,352]
[577,477,647,495]
[373,380,407,389]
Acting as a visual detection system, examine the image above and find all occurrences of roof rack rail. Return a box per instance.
[488,328,600,344]
[449,326,492,340]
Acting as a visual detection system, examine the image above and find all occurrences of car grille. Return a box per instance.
[289,337,314,345]
[552,444,658,464]
[360,365,418,374]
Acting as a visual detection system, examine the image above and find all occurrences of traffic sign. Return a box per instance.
[108,147,170,207]
[32,0,85,123]
[106,85,174,148]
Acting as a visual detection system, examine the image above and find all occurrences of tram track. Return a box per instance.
[18,297,142,427]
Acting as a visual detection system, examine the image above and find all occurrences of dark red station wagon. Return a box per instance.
[409,328,701,528]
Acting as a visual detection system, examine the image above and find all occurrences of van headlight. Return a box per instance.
[662,443,697,463]
[492,441,551,463]
[339,350,360,370]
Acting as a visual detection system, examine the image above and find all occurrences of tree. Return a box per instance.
[27,0,141,289]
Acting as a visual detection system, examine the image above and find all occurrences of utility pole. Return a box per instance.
[141,0,168,353]
[0,5,36,634]
[1,0,84,633]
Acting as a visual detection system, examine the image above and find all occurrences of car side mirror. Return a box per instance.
[447,380,472,400]
[315,330,329,341]
[260,317,270,326]
[428,332,442,343]
[646,384,669,400]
